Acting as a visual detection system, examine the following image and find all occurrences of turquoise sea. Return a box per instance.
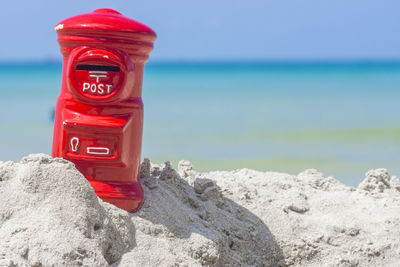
[1,62,400,186]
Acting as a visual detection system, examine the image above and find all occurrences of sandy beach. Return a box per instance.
[0,154,399,266]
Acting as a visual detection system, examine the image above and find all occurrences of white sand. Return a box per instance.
[0,154,399,266]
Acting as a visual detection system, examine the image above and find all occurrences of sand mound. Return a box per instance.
[0,154,134,266]
[0,154,399,266]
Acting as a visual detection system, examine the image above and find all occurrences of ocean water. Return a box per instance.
[1,62,400,186]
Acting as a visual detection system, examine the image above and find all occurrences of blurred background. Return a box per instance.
[0,0,399,186]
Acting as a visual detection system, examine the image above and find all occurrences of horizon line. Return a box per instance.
[1,58,400,65]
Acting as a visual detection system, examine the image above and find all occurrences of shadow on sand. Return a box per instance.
[127,161,286,266]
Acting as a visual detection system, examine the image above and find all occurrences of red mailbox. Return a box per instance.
[52,9,156,212]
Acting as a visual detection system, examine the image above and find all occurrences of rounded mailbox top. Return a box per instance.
[55,8,156,38]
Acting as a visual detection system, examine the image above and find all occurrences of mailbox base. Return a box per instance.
[87,179,144,212]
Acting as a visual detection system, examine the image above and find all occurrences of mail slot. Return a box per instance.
[52,9,156,212]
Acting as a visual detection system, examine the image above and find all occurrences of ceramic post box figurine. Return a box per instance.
[52,9,156,212]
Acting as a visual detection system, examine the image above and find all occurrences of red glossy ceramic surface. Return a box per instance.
[52,9,156,212]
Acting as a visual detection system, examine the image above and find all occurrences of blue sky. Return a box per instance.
[0,0,399,61]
